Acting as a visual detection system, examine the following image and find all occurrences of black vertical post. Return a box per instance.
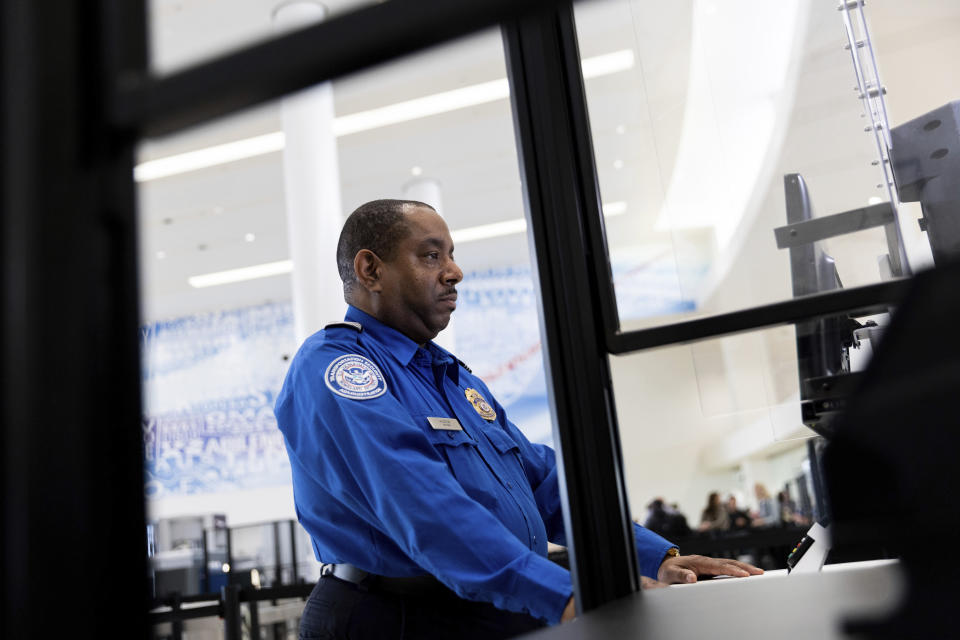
[273,520,283,588]
[226,527,235,583]
[807,438,830,523]
[248,594,261,640]
[502,3,640,613]
[221,585,242,640]
[289,521,300,583]
[1,1,149,637]
[203,529,212,593]
[171,592,184,640]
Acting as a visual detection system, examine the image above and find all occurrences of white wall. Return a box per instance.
[149,485,297,528]
[609,0,960,531]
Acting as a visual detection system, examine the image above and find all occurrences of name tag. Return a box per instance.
[427,416,463,431]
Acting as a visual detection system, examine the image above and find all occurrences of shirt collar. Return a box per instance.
[344,305,460,384]
[345,305,419,366]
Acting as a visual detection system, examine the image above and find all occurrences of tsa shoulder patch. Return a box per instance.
[324,354,387,400]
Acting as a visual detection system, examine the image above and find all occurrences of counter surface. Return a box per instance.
[523,560,903,639]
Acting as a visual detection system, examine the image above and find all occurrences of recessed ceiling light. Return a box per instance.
[867,196,884,205]
[134,50,636,182]
[156,250,166,259]
[188,260,293,288]
[613,159,624,170]
[450,201,628,243]
[211,206,224,215]
[411,166,423,176]
[244,233,256,242]
[615,124,626,135]
[186,202,628,287]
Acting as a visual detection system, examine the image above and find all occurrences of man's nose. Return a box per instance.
[444,259,463,285]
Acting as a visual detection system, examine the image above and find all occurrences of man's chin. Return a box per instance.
[430,312,453,335]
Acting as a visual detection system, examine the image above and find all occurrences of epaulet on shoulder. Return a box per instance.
[456,358,472,374]
[324,321,362,332]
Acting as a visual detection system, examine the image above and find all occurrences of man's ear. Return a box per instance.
[354,249,383,293]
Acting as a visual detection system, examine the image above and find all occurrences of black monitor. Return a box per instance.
[822,258,960,637]
[889,100,960,265]
[783,174,863,438]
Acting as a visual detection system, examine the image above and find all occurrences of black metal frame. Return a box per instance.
[610,279,909,352]
[150,582,313,640]
[115,0,565,137]
[2,1,148,636]
[2,0,927,634]
[503,6,639,610]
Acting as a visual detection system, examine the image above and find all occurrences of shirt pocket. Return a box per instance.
[420,420,499,512]
[482,427,526,480]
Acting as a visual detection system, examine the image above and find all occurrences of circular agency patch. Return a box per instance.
[325,354,388,400]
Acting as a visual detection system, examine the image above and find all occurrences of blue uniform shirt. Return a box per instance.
[275,306,674,624]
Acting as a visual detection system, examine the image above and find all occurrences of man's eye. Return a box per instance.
[426,252,440,260]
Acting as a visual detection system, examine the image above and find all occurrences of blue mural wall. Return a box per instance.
[141,303,297,498]
[142,254,703,498]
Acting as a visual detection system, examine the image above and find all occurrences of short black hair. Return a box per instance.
[336,199,436,296]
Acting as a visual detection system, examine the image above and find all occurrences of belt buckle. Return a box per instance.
[320,563,336,577]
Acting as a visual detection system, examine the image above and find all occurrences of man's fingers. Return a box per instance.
[689,555,760,577]
[708,559,762,576]
[663,566,697,583]
[640,576,668,590]
[726,559,764,575]
[714,562,750,577]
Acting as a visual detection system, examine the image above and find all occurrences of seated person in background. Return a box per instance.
[778,488,810,527]
[726,494,751,531]
[643,498,692,539]
[751,483,778,528]
[699,491,730,532]
[665,502,692,538]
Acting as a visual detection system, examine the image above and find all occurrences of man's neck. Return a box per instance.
[347,298,428,347]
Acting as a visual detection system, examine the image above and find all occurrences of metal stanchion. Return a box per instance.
[248,591,261,640]
[221,584,241,640]
[170,592,183,640]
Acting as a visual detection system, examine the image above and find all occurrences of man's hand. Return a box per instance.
[657,554,763,584]
[640,576,667,590]
[560,596,576,623]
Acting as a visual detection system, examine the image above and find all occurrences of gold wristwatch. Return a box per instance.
[663,547,680,561]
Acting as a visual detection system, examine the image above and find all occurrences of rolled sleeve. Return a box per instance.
[633,523,675,578]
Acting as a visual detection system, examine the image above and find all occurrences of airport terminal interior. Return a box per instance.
[3,0,958,638]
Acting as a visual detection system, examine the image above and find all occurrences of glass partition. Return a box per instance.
[137,25,557,572]
[573,0,939,332]
[147,0,381,76]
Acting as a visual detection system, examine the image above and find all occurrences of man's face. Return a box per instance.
[376,207,463,345]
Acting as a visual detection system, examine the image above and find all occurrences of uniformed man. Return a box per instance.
[275,199,761,639]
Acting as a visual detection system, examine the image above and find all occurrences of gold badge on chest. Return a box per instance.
[464,388,497,421]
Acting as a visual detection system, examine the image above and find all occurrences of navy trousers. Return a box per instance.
[298,575,547,640]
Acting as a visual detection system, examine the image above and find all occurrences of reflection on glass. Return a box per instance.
[137,26,556,544]
[610,323,821,566]
[573,0,923,329]
[147,0,381,76]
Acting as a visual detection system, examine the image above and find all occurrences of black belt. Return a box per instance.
[322,563,448,596]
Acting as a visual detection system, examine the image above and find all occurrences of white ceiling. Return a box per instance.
[137,0,960,323]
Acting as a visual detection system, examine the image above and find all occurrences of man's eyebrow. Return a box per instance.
[418,237,452,251]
